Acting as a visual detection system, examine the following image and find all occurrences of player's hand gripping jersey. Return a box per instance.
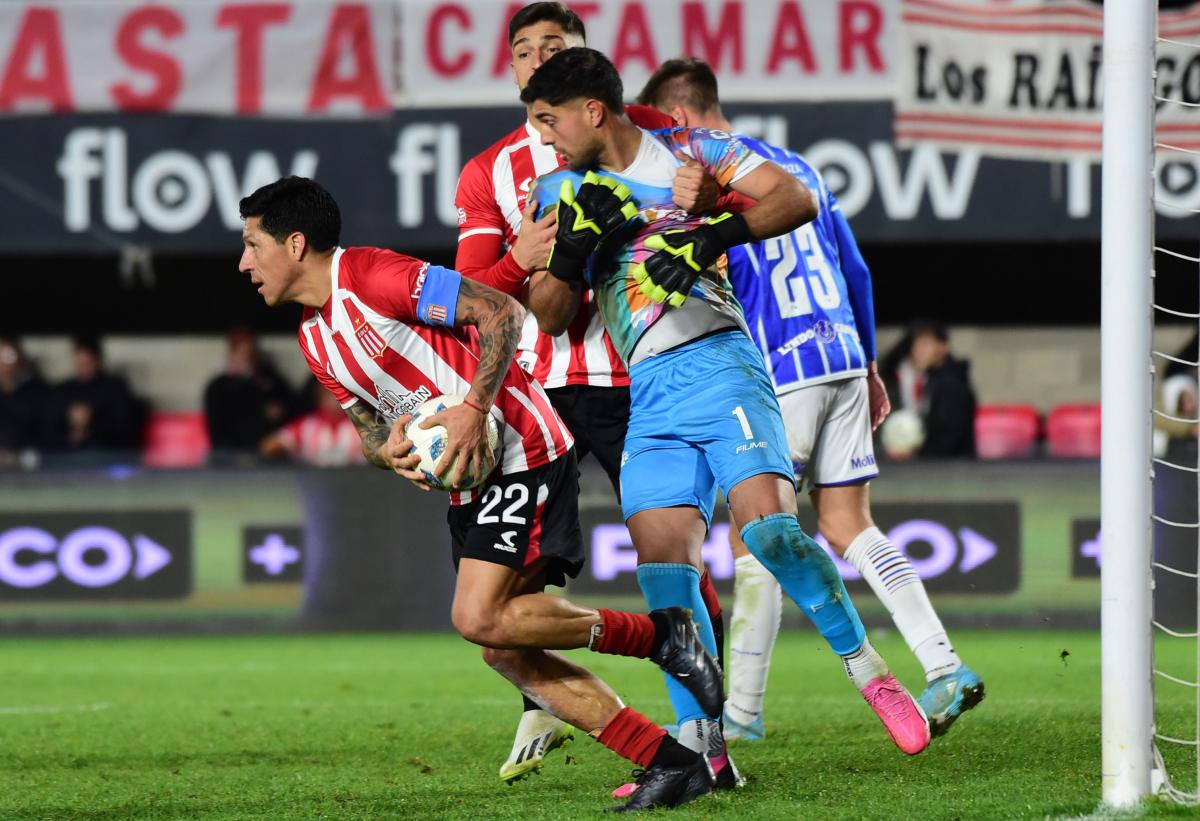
[296,247,573,504]
[530,127,766,365]
[724,137,877,393]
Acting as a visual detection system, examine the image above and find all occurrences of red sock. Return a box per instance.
[593,609,656,658]
[698,569,722,622]
[597,706,667,767]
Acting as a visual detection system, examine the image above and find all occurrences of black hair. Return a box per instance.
[239,176,341,252]
[519,47,623,113]
[508,2,586,47]
[71,333,102,357]
[637,57,721,114]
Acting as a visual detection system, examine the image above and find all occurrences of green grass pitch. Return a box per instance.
[0,629,1195,819]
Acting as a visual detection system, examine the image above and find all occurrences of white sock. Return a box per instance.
[676,718,725,760]
[724,553,782,726]
[844,526,962,682]
[841,637,889,690]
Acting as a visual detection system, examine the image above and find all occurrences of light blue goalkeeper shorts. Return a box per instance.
[620,330,796,524]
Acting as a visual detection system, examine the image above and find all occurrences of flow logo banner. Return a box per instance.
[575,501,1020,595]
[0,510,191,599]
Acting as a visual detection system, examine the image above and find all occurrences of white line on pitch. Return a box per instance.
[0,703,110,715]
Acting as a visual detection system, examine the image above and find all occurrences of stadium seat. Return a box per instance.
[974,404,1042,459]
[1045,403,1102,458]
[142,411,210,468]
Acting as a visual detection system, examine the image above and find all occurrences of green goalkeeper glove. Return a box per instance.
[631,212,753,308]
[547,171,640,283]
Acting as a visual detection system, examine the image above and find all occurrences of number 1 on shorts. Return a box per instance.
[732,405,754,440]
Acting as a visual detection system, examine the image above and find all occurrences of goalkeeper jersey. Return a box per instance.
[726,136,877,394]
[530,126,765,365]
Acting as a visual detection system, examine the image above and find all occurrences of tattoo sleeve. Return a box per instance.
[346,403,392,470]
[455,276,524,409]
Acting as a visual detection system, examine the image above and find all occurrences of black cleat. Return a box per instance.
[648,607,725,717]
[612,756,714,812]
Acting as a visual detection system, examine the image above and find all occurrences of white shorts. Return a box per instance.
[778,377,879,492]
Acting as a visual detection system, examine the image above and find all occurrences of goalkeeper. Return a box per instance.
[522,47,931,802]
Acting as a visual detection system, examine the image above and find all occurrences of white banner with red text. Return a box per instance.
[0,0,898,117]
[897,0,1200,160]
[401,0,898,107]
[0,1,398,117]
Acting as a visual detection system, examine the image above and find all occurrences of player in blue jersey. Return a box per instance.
[638,59,985,742]
[520,48,931,808]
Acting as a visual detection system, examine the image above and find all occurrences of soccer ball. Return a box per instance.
[879,408,926,459]
[405,394,502,491]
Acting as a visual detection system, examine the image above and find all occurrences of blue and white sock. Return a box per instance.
[844,526,961,682]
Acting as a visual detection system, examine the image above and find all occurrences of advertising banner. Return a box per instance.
[896,0,1200,160]
[4,103,1199,254]
[0,510,191,600]
[0,2,397,117]
[403,0,898,107]
[570,501,1021,596]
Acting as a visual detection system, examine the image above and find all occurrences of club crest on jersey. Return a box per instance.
[353,315,388,358]
[426,304,448,324]
[815,319,837,344]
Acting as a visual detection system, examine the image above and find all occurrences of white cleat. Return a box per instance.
[499,709,574,783]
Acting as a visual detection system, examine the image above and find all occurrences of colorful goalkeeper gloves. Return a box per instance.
[632,212,753,308]
[547,171,640,283]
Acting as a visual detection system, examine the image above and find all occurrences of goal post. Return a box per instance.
[1100,0,1157,808]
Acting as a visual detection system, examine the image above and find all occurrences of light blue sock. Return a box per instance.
[740,513,866,655]
[636,562,719,723]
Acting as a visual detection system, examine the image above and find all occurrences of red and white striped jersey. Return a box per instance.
[454,106,671,390]
[298,247,574,504]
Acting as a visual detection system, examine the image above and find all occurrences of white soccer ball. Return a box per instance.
[405,394,502,491]
[879,408,926,459]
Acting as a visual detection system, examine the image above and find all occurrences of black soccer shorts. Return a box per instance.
[448,448,584,588]
[544,384,630,499]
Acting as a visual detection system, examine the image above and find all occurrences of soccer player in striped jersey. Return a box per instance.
[453,2,728,782]
[638,59,985,741]
[238,176,725,812]
[522,49,930,796]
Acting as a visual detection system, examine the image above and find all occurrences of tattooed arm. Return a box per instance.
[455,276,525,410]
[346,402,430,488]
[416,277,524,487]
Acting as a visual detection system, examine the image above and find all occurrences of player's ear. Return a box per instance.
[671,106,688,127]
[287,231,308,260]
[585,98,605,128]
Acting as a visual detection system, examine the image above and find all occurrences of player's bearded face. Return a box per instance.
[532,101,600,171]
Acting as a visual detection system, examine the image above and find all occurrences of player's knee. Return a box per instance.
[452,602,505,647]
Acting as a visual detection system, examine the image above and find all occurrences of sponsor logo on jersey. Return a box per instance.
[776,322,861,357]
[411,261,430,299]
[736,440,768,454]
[457,207,467,226]
[850,454,877,470]
[493,530,518,553]
[376,385,432,420]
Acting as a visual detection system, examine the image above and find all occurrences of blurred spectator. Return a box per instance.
[46,334,147,459]
[880,321,977,459]
[0,337,50,467]
[204,327,296,464]
[260,380,364,467]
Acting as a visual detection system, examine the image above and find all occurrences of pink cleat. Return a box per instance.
[862,674,931,755]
